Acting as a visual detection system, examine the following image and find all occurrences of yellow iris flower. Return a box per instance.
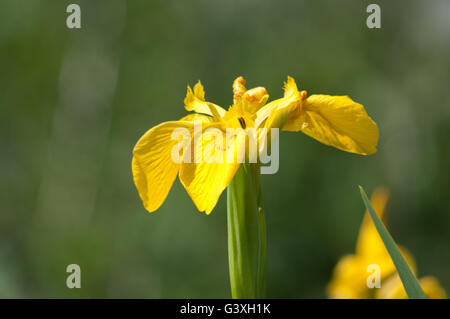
[327,188,447,299]
[132,76,378,214]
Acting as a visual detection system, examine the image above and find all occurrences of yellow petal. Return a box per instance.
[355,187,417,273]
[253,78,304,155]
[287,95,379,155]
[327,254,371,299]
[233,76,247,103]
[327,248,415,299]
[328,187,419,299]
[232,76,269,113]
[255,76,303,128]
[179,129,243,214]
[242,87,269,113]
[179,113,213,123]
[376,274,447,299]
[262,98,298,131]
[356,188,390,257]
[418,276,447,299]
[255,99,297,157]
[284,75,300,98]
[132,121,193,212]
[184,81,226,118]
[327,247,407,299]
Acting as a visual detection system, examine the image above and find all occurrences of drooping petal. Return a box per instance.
[132,121,193,212]
[184,81,226,119]
[287,94,379,155]
[179,128,244,214]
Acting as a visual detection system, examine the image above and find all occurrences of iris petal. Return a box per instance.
[184,81,226,118]
[287,94,379,155]
[376,275,447,299]
[255,76,301,128]
[132,121,194,212]
[179,130,244,214]
[356,188,390,257]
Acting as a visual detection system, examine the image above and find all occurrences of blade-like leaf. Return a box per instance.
[359,186,427,299]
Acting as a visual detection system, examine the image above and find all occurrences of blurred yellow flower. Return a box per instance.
[327,188,447,299]
[132,76,378,214]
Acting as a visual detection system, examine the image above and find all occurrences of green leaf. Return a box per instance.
[358,186,427,299]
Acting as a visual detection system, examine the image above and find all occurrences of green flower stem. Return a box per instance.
[227,163,266,298]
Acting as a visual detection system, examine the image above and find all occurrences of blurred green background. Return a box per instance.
[1,0,449,298]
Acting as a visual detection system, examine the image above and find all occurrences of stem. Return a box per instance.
[227,163,266,298]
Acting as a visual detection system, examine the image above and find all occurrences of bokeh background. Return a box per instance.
[1,0,449,298]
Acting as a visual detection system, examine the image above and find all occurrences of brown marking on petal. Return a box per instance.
[238,117,246,129]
